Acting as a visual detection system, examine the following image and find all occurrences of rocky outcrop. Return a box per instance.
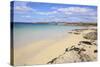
[83,32,97,40]
[47,41,97,64]
[47,31,97,64]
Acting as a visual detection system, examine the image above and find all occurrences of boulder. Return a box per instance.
[83,32,97,40]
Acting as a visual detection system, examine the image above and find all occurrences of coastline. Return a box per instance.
[14,27,97,65]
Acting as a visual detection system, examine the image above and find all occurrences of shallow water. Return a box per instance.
[13,23,84,48]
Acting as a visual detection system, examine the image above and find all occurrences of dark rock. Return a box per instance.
[65,48,69,52]
[94,50,97,53]
[79,41,92,45]
[69,46,80,51]
[47,58,57,64]
[69,46,75,51]
[80,48,86,51]
[73,47,80,51]
[78,48,86,54]
[74,32,80,35]
[78,43,81,45]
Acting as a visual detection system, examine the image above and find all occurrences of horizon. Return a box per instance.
[11,1,97,23]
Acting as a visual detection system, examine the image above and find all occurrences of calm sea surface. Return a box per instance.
[13,23,84,48]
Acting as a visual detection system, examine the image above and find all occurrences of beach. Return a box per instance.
[11,1,97,66]
[13,27,97,65]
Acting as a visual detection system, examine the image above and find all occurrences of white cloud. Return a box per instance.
[57,7,96,16]
[15,6,34,11]
[14,2,97,22]
[57,7,91,12]
[14,2,36,12]
[35,11,57,15]
[21,15,31,18]
[32,6,97,22]
[35,6,96,17]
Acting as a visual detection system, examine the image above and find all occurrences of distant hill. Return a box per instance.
[12,22,97,26]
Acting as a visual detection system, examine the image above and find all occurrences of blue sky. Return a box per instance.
[11,1,97,23]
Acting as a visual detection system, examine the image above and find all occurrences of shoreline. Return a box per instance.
[14,27,97,65]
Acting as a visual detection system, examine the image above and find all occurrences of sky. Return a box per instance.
[11,1,97,23]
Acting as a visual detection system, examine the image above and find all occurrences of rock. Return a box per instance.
[47,38,97,64]
[80,48,86,51]
[94,50,97,53]
[79,53,92,62]
[68,32,73,34]
[83,32,97,40]
[69,46,75,51]
[78,43,81,45]
[92,40,97,45]
[65,48,69,52]
[79,41,92,45]
[73,47,80,51]
[74,32,80,35]
[78,48,86,54]
[47,58,57,64]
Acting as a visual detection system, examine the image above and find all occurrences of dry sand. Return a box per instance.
[14,28,97,65]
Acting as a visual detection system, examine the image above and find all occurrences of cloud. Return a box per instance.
[56,7,96,16]
[14,2,97,22]
[57,7,92,13]
[52,6,97,22]
[15,6,34,11]
[14,2,36,12]
[35,11,57,15]
[21,15,31,18]
[34,6,96,17]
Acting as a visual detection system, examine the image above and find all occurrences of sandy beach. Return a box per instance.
[14,27,97,65]
[11,1,97,66]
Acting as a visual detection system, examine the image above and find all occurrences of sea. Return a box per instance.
[13,23,84,48]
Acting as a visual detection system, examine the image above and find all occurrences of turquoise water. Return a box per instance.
[13,23,84,48]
